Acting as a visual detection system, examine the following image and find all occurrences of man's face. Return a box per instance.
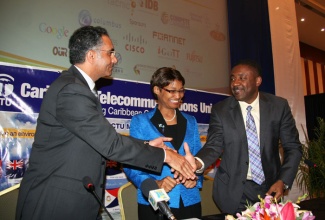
[94,36,118,79]
[230,64,261,104]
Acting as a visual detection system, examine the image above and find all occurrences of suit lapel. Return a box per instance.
[69,65,89,88]
[150,108,166,135]
[229,97,247,147]
[150,108,186,150]
[259,92,269,152]
[69,65,102,111]
[229,98,247,140]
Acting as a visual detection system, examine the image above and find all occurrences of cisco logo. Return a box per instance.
[0,74,14,97]
[123,33,147,54]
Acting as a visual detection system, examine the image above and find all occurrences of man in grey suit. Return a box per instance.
[193,60,302,215]
[16,26,196,220]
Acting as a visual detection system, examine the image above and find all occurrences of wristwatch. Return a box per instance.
[283,183,289,190]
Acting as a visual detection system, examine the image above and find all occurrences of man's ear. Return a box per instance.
[256,76,262,87]
[86,50,96,63]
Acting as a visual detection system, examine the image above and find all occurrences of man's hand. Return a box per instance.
[184,142,197,171]
[266,180,285,201]
[164,147,196,180]
[149,137,173,149]
[182,178,197,189]
[156,177,177,193]
[172,143,199,182]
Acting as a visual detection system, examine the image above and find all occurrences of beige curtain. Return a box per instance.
[268,0,306,201]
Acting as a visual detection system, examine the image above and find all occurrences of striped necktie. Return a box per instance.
[246,105,265,185]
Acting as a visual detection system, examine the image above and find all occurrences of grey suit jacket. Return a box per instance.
[196,92,302,214]
[16,66,165,220]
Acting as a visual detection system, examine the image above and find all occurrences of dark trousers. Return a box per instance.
[234,180,268,215]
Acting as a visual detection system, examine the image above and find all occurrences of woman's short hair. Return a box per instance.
[150,67,185,99]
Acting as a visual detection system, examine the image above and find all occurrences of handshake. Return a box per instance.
[148,137,199,181]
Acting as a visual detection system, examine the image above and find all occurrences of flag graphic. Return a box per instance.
[6,159,25,179]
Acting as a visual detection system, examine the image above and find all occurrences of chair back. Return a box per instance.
[0,184,20,220]
[118,182,138,220]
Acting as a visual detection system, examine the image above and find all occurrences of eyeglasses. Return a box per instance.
[97,49,116,57]
[161,88,185,95]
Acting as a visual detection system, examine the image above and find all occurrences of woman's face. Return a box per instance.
[155,80,185,109]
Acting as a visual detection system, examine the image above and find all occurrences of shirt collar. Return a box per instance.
[238,93,260,109]
[74,65,96,90]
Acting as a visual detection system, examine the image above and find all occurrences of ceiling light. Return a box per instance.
[300,18,305,21]
[321,28,325,32]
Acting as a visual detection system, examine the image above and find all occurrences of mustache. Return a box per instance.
[232,86,243,91]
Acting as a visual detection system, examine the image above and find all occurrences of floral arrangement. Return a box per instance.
[225,194,315,220]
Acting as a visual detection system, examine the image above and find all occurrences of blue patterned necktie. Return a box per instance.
[246,105,265,185]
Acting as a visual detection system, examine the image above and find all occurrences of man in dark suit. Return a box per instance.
[193,60,302,215]
[15,26,196,220]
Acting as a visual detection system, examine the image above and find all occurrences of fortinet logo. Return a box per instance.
[152,31,185,45]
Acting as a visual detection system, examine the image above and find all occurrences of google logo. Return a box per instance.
[39,23,69,39]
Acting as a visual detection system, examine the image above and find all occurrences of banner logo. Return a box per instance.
[78,10,122,29]
[0,74,14,97]
[152,31,186,46]
[79,10,92,26]
[123,33,147,54]
[161,12,190,30]
[39,23,70,39]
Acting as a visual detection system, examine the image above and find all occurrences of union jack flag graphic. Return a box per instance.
[6,160,24,170]
[6,159,25,180]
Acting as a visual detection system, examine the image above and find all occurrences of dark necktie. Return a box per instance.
[246,105,265,185]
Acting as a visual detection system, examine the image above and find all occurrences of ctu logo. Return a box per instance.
[0,74,14,97]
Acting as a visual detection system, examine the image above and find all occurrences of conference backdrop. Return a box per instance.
[0,0,230,92]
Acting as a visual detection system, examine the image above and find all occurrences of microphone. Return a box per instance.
[82,176,114,220]
[141,178,177,220]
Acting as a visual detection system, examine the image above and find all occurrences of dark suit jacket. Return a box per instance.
[16,66,165,220]
[196,92,302,214]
